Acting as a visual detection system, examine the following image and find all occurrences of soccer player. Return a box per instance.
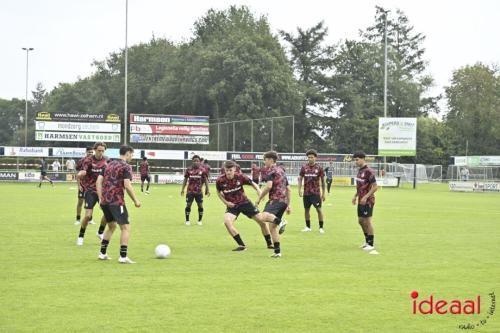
[352,151,378,254]
[181,155,210,226]
[216,160,273,251]
[74,147,94,225]
[96,145,141,264]
[76,142,108,245]
[139,157,151,194]
[251,163,260,184]
[298,149,326,233]
[38,157,53,187]
[255,152,290,258]
[324,161,334,194]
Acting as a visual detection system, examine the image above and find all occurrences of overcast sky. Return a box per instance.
[1,0,499,111]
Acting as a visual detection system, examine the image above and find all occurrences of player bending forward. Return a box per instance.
[216,160,273,251]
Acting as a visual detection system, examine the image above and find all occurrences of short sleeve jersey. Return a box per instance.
[139,161,149,176]
[356,165,377,205]
[81,156,107,192]
[184,166,208,194]
[324,166,334,180]
[101,159,132,206]
[299,163,325,195]
[216,174,252,205]
[264,165,288,204]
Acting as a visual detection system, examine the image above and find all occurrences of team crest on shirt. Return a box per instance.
[236,181,241,186]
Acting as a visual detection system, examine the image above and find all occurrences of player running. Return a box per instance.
[76,142,108,245]
[216,160,273,251]
[298,149,326,234]
[139,157,151,194]
[181,155,210,226]
[74,147,94,225]
[255,151,290,258]
[96,145,141,264]
[38,157,54,187]
[352,151,379,254]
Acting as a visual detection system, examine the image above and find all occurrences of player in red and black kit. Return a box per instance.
[251,163,260,184]
[255,152,291,258]
[96,145,141,264]
[74,147,94,225]
[76,142,108,246]
[352,151,378,254]
[139,157,151,194]
[298,149,326,233]
[216,160,273,251]
[181,155,210,226]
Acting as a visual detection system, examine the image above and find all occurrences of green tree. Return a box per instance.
[445,63,500,155]
[280,21,335,149]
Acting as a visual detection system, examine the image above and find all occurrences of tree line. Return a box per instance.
[1,6,499,165]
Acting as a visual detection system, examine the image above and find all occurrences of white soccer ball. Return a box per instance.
[155,244,171,259]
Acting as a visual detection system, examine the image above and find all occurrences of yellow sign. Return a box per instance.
[36,112,52,121]
[106,114,121,122]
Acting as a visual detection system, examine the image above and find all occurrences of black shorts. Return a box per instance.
[84,190,99,209]
[226,201,259,218]
[186,193,203,205]
[41,171,47,177]
[357,204,374,218]
[303,194,322,209]
[141,175,151,182]
[326,179,333,184]
[78,188,84,199]
[264,201,288,221]
[101,204,129,225]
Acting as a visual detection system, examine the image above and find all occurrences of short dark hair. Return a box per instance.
[263,151,278,162]
[224,160,236,169]
[86,146,94,152]
[306,149,317,157]
[142,157,147,161]
[119,145,134,156]
[192,155,201,161]
[94,142,107,150]
[204,159,209,164]
[353,151,366,159]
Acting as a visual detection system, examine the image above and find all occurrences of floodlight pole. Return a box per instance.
[383,10,389,167]
[22,47,34,147]
[123,0,129,145]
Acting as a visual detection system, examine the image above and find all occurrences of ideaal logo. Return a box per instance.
[410,291,496,330]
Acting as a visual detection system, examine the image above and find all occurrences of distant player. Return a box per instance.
[255,152,290,258]
[324,161,334,194]
[181,155,210,226]
[140,157,151,194]
[251,163,260,184]
[352,151,378,254]
[74,147,94,225]
[76,142,108,245]
[96,145,141,264]
[298,149,326,233]
[216,160,273,251]
[38,157,53,187]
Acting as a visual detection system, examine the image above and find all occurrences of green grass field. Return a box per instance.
[0,182,498,332]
